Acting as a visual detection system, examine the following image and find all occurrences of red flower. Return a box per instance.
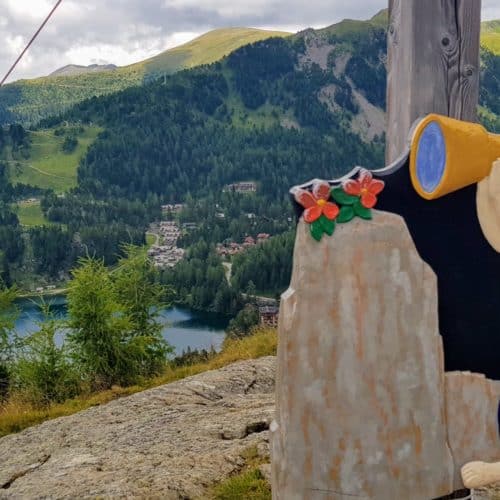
[294,181,339,223]
[342,169,384,209]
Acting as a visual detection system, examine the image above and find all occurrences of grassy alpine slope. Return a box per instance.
[482,20,500,55]
[9,126,102,193]
[0,28,290,126]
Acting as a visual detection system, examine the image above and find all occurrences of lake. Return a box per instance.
[14,296,230,356]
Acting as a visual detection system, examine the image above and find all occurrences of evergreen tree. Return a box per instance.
[66,257,132,389]
[112,245,173,376]
[0,284,18,399]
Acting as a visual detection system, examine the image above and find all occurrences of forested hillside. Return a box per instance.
[1,10,500,301]
[0,28,289,126]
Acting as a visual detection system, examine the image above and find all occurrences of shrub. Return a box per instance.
[111,245,173,377]
[62,135,78,153]
[226,304,259,339]
[13,314,80,406]
[0,285,18,399]
[212,468,271,500]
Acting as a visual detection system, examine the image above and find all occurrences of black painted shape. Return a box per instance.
[291,162,500,380]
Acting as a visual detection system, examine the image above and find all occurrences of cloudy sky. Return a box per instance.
[1,0,499,83]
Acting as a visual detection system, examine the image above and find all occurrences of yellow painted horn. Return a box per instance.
[409,114,500,200]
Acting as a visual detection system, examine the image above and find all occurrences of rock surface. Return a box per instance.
[0,357,275,499]
[1,352,499,499]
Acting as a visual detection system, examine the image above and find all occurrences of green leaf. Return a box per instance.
[354,200,372,220]
[337,205,355,223]
[310,220,323,241]
[319,215,335,236]
[331,187,358,205]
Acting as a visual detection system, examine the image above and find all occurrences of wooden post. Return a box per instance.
[386,0,482,164]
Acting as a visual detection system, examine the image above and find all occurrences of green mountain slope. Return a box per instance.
[482,20,500,54]
[0,10,499,292]
[0,28,290,126]
[12,126,102,192]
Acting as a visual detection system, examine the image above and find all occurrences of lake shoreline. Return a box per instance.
[13,298,231,356]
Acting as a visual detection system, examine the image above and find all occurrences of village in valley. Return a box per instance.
[148,184,272,268]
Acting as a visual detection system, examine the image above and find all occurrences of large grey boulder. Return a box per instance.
[0,357,275,499]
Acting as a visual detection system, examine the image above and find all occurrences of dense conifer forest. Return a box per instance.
[0,12,499,303]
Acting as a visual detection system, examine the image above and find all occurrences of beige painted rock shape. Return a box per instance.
[446,372,500,489]
[272,212,455,499]
[477,159,500,253]
[462,461,500,490]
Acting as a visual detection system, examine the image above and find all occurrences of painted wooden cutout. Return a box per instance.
[281,114,500,495]
[290,114,500,381]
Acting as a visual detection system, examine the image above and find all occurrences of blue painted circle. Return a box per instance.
[416,121,447,194]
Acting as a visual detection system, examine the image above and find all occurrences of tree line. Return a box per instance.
[0,246,172,407]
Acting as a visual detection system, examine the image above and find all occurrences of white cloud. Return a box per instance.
[165,0,271,18]
[1,0,498,84]
[5,0,54,19]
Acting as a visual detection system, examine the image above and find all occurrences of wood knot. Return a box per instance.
[464,65,475,77]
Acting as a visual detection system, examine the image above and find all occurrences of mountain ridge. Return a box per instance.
[0,27,290,126]
[49,64,118,77]
[1,14,498,127]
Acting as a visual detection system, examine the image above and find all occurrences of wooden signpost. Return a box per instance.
[386,0,481,164]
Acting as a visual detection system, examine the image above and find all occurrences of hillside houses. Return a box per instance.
[161,203,184,215]
[216,233,270,257]
[147,221,185,268]
[223,182,257,193]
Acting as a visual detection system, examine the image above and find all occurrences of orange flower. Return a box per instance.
[294,181,339,223]
[343,169,384,209]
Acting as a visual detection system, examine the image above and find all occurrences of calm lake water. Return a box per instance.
[14,296,230,356]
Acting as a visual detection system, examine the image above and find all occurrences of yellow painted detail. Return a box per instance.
[410,114,500,200]
[317,199,327,207]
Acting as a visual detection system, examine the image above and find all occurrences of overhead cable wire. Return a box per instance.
[0,0,64,86]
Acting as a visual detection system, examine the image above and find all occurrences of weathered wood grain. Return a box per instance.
[386,0,481,164]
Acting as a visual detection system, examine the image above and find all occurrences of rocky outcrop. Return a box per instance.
[0,357,275,499]
[0,350,499,499]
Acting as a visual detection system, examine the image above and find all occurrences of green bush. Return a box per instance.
[62,135,78,153]
[14,315,80,406]
[226,304,259,339]
[212,468,271,500]
[111,245,173,377]
[0,363,9,400]
[0,285,18,399]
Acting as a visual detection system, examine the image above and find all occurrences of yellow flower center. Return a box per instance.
[317,199,327,207]
[361,188,368,195]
